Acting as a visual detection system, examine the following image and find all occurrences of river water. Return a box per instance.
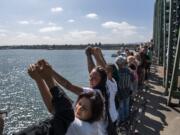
[0,49,115,134]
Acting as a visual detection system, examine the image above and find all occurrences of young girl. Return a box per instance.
[85,47,118,135]
[12,63,105,135]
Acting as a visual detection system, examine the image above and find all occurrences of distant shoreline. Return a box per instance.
[0,44,139,50]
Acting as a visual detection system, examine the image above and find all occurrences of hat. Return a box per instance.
[115,55,126,65]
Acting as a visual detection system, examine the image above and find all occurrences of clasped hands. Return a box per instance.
[28,59,53,81]
[85,47,101,56]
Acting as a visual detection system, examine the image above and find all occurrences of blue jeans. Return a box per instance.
[123,97,130,119]
[118,100,124,122]
[118,97,130,123]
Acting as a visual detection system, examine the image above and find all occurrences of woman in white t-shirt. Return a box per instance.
[85,47,118,135]
[87,47,118,122]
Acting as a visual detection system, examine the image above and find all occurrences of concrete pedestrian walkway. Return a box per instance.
[137,65,180,135]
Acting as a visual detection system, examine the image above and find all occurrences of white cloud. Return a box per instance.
[69,30,97,38]
[42,36,52,40]
[48,22,56,26]
[68,19,75,23]
[16,32,37,38]
[51,7,63,13]
[39,26,63,32]
[0,31,150,45]
[0,21,150,45]
[85,13,98,19]
[100,21,151,43]
[52,30,98,44]
[0,29,8,33]
[16,32,28,38]
[31,20,44,25]
[18,20,44,25]
[18,21,29,25]
[102,21,137,31]
[0,33,7,37]
[102,21,137,36]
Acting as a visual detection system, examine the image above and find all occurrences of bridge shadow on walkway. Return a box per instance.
[137,65,180,135]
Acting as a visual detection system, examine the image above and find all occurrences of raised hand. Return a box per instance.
[36,59,53,79]
[28,64,41,81]
[93,47,102,55]
[85,46,93,56]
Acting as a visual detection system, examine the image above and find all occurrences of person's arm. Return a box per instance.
[96,47,107,65]
[0,115,4,135]
[93,47,107,69]
[43,74,75,135]
[52,69,83,95]
[18,65,73,135]
[85,47,95,73]
[35,79,53,113]
[28,64,53,113]
[37,59,83,96]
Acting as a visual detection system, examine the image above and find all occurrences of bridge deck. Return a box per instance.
[137,65,180,135]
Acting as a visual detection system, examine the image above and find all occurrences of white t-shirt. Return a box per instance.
[66,118,104,135]
[82,87,107,135]
[83,79,118,122]
[106,78,118,122]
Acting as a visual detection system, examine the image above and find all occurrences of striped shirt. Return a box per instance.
[118,67,133,91]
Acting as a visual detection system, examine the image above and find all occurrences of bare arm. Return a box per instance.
[52,70,83,95]
[0,115,4,135]
[37,67,75,135]
[98,48,107,65]
[93,47,107,69]
[35,79,53,113]
[37,59,83,95]
[85,47,95,73]
[28,64,53,113]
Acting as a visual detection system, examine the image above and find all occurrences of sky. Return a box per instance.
[0,0,155,45]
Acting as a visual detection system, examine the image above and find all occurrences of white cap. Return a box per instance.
[115,55,126,65]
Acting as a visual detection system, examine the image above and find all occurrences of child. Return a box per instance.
[12,63,105,135]
[85,47,118,135]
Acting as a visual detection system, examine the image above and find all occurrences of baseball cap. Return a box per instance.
[115,55,126,65]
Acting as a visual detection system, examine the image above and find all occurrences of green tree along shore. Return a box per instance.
[0,44,139,50]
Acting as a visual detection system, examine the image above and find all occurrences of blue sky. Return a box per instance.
[0,0,155,45]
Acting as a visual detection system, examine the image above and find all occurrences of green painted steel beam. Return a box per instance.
[165,0,173,95]
[167,28,180,105]
[163,0,170,86]
[165,0,179,95]
[171,91,180,99]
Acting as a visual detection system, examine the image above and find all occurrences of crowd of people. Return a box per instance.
[0,44,153,135]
